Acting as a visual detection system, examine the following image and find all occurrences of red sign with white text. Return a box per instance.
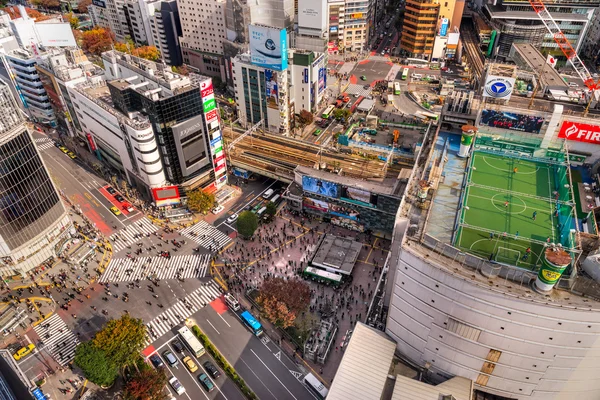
[201,86,214,98]
[558,121,600,144]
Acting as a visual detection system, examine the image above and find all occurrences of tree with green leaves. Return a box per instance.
[333,108,351,121]
[266,202,277,217]
[186,189,215,214]
[74,341,119,387]
[236,211,258,239]
[92,314,147,368]
[123,368,169,400]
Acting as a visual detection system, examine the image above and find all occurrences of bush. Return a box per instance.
[191,325,258,400]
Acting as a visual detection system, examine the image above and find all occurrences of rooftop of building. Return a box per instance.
[327,322,474,400]
[310,234,362,275]
[511,44,569,90]
[101,50,206,95]
[485,4,592,20]
[77,82,150,130]
[404,126,600,309]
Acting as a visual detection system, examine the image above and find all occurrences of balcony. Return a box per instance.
[11,63,37,73]
[15,76,43,88]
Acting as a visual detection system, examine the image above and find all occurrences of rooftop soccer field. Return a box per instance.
[454,151,576,270]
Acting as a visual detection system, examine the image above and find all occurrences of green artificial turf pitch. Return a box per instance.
[454,151,573,270]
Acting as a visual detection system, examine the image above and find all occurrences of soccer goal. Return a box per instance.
[495,247,521,264]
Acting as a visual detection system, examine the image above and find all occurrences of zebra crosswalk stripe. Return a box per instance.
[33,314,80,366]
[180,221,231,251]
[99,254,211,282]
[109,218,158,252]
[145,281,222,342]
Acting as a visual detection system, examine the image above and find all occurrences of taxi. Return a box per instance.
[110,206,122,216]
[13,343,35,361]
[67,151,77,159]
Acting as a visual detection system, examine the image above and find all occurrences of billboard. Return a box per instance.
[200,79,214,98]
[328,42,339,53]
[330,204,360,221]
[152,186,181,207]
[481,109,544,134]
[298,0,327,30]
[302,175,339,197]
[448,32,460,45]
[303,197,329,212]
[341,186,374,207]
[439,18,449,37]
[558,121,600,144]
[34,24,76,47]
[249,25,288,71]
[482,75,516,100]
[172,114,204,140]
[202,98,216,113]
[330,26,338,33]
[265,69,279,110]
[318,68,326,94]
[205,109,218,123]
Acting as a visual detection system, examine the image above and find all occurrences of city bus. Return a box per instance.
[240,311,263,336]
[178,326,206,357]
[406,58,429,67]
[303,266,342,286]
[401,68,409,80]
[322,105,335,119]
[394,81,401,95]
[304,373,329,399]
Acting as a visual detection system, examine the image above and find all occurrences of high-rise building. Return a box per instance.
[124,0,159,46]
[482,0,600,58]
[296,0,328,52]
[400,0,440,57]
[343,0,372,52]
[326,0,344,54]
[0,78,71,279]
[581,8,600,62]
[178,0,227,78]
[4,48,57,126]
[88,0,129,40]
[232,49,326,135]
[149,0,183,66]
[71,50,226,194]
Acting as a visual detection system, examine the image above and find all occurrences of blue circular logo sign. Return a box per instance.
[484,77,513,98]
[265,39,276,51]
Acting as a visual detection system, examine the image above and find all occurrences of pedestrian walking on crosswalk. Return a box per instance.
[100,254,211,282]
[33,314,80,366]
[180,221,231,252]
[109,218,158,252]
[145,281,222,342]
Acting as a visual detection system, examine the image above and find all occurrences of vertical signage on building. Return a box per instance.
[199,78,227,188]
[439,18,449,37]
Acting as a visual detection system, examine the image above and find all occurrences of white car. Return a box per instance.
[411,73,423,79]
[226,213,239,224]
[169,377,185,395]
[568,82,579,87]
[212,205,224,214]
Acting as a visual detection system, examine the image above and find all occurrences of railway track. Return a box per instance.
[460,19,485,80]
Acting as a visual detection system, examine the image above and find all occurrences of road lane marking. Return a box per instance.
[250,349,299,400]
[217,313,231,327]
[206,319,220,334]
[238,356,278,400]
[167,342,211,400]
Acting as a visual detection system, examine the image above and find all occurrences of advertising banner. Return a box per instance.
[480,109,544,134]
[303,197,329,212]
[86,133,97,151]
[210,137,222,147]
[34,24,77,47]
[482,75,516,100]
[439,18,449,37]
[92,0,106,7]
[249,25,288,71]
[318,68,326,94]
[203,98,216,113]
[205,109,219,123]
[264,69,279,110]
[330,204,360,221]
[341,186,373,207]
[200,80,214,98]
[558,121,600,144]
[328,42,339,53]
[302,176,339,197]
[330,26,338,33]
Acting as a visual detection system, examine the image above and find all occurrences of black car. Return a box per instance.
[149,354,164,368]
[172,340,184,353]
[54,141,62,148]
[106,186,116,195]
[203,361,221,379]
[115,194,125,202]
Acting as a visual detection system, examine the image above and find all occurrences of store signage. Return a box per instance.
[92,0,106,7]
[201,85,214,99]
[483,75,515,100]
[558,121,600,144]
[86,133,97,151]
[210,137,222,147]
[205,109,218,122]
[203,98,216,113]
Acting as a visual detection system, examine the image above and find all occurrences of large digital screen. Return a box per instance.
[265,69,279,110]
[341,186,373,207]
[152,186,181,207]
[329,204,360,221]
[480,109,544,134]
[34,23,77,47]
[302,176,339,197]
[303,197,329,212]
[249,25,288,71]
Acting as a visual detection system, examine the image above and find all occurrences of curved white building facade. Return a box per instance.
[386,235,600,400]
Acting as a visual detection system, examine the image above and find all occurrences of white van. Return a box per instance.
[224,293,240,311]
[262,189,274,199]
[257,207,267,217]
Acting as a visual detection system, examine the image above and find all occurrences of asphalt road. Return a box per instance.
[193,305,316,400]
[150,333,244,400]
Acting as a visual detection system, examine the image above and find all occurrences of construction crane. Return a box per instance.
[528,0,600,114]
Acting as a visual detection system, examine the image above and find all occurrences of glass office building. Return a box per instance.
[0,79,71,278]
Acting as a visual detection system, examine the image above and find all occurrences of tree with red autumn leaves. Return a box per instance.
[2,6,44,19]
[257,277,311,328]
[81,27,116,56]
[123,368,168,400]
